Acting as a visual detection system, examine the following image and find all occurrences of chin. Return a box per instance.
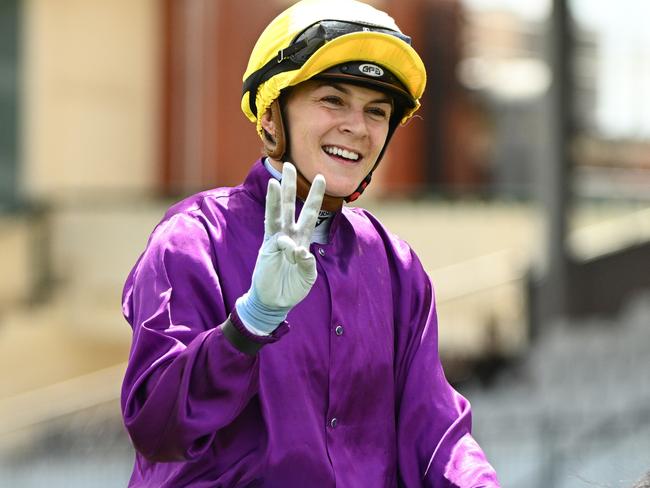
[323,179,356,198]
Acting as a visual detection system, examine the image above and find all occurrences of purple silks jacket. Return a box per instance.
[121,159,500,487]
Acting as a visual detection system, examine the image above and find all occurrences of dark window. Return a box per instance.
[0,0,20,210]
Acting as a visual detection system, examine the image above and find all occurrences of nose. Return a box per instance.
[338,108,368,138]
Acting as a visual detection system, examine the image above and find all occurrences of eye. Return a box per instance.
[367,107,389,120]
[321,96,344,106]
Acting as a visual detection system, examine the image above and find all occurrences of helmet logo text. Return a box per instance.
[359,64,384,77]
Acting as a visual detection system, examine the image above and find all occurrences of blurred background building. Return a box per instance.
[0,0,649,486]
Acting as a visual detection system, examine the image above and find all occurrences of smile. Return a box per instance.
[322,145,361,162]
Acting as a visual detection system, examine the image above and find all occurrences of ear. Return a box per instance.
[259,100,286,160]
[260,108,276,144]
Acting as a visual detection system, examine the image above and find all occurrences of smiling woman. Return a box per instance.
[120,0,500,486]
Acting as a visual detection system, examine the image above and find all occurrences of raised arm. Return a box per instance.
[121,163,325,462]
[230,162,325,342]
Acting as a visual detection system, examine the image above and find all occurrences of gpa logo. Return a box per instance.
[359,63,384,77]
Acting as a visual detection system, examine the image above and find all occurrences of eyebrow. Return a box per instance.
[318,81,393,105]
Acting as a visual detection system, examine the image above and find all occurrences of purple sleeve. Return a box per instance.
[394,248,500,487]
[120,212,285,462]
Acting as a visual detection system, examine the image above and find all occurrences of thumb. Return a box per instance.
[294,247,316,277]
[277,234,298,264]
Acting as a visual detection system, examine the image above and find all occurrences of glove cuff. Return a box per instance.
[235,288,291,335]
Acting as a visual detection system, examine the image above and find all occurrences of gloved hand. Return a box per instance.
[235,162,326,334]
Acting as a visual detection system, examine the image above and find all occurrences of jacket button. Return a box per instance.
[335,325,344,336]
[329,417,338,428]
[318,248,326,256]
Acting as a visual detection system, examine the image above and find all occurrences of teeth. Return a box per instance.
[324,146,360,161]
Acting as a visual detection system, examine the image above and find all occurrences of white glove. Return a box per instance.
[235,162,326,334]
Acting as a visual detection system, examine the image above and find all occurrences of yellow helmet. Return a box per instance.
[242,0,427,133]
[241,0,427,208]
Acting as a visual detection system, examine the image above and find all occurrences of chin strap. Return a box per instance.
[345,174,371,203]
[295,170,372,211]
[295,169,345,212]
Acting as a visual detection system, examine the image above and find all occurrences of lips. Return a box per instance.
[322,145,362,162]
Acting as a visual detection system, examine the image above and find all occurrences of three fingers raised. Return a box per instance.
[266,162,326,245]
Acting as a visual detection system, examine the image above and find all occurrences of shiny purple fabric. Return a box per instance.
[121,159,500,487]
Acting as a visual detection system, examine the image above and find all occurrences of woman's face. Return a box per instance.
[275,80,393,198]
